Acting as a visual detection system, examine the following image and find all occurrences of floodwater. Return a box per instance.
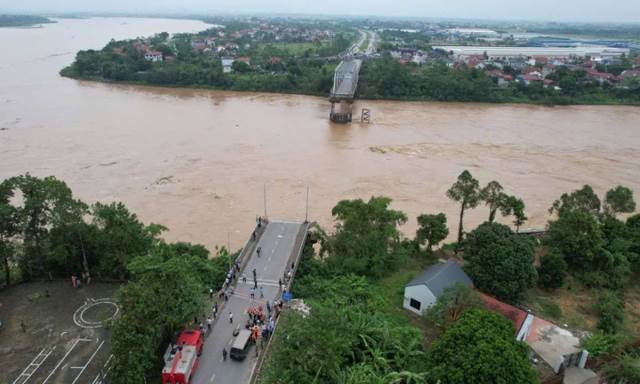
[2,18,640,251]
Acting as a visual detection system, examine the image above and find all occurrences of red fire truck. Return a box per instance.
[162,330,204,384]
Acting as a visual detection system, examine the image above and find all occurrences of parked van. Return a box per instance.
[230,329,252,361]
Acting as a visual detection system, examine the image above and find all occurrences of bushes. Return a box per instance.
[426,309,537,384]
[537,248,568,290]
[322,197,408,279]
[580,331,625,357]
[596,290,625,334]
[260,274,428,384]
[463,222,537,304]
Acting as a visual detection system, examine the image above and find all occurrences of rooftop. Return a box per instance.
[406,260,472,297]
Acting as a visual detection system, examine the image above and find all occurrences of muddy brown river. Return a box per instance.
[1,18,639,251]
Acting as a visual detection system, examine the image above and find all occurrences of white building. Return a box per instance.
[403,260,473,315]
[445,28,499,38]
[221,56,234,73]
[144,51,163,62]
[434,46,630,60]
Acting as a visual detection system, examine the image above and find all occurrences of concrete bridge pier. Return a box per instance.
[329,100,353,123]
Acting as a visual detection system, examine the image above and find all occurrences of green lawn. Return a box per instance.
[255,42,323,57]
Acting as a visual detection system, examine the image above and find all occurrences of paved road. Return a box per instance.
[191,220,303,384]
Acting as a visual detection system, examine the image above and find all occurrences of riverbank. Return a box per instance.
[0,14,55,27]
[60,69,640,107]
[61,61,640,107]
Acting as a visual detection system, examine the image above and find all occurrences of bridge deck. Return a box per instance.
[330,59,362,99]
[191,221,305,384]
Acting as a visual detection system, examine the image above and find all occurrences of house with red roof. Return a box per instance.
[478,292,529,339]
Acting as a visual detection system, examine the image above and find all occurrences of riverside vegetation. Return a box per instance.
[3,173,640,382]
[0,174,231,383]
[60,22,640,105]
[258,171,640,384]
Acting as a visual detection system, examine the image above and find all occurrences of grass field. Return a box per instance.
[255,42,324,57]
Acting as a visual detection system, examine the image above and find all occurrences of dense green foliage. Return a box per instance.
[580,331,626,357]
[110,246,229,383]
[537,248,568,290]
[262,196,544,383]
[595,290,626,334]
[260,245,428,383]
[545,185,638,289]
[0,175,168,286]
[321,196,408,278]
[464,222,537,303]
[426,309,538,384]
[424,283,482,331]
[0,175,229,382]
[605,185,637,216]
[0,14,54,27]
[358,56,640,105]
[60,29,353,96]
[416,213,449,252]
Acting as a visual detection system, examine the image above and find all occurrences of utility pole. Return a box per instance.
[263,183,267,218]
[227,231,232,270]
[305,185,309,223]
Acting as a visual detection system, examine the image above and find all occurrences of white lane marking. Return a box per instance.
[11,347,54,384]
[90,354,114,384]
[71,339,105,384]
[209,373,216,383]
[42,338,83,384]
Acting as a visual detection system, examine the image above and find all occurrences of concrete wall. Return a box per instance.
[403,285,437,316]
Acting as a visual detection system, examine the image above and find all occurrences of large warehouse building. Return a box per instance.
[434,46,630,59]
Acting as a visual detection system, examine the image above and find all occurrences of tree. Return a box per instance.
[426,309,537,384]
[110,248,220,383]
[424,283,482,331]
[416,213,448,253]
[463,222,537,303]
[537,248,568,290]
[232,60,251,73]
[92,202,165,279]
[546,209,604,269]
[596,290,625,334]
[550,184,601,217]
[0,179,19,285]
[604,186,636,216]
[323,197,407,278]
[507,196,528,232]
[627,214,640,271]
[479,181,508,222]
[11,174,86,278]
[446,170,480,251]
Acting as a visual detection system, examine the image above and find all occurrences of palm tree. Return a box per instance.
[446,170,480,252]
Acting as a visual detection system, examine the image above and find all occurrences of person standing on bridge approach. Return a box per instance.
[222,347,228,361]
[257,246,261,257]
[260,286,264,299]
[229,312,233,324]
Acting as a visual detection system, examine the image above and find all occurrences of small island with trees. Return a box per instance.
[0,14,54,27]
